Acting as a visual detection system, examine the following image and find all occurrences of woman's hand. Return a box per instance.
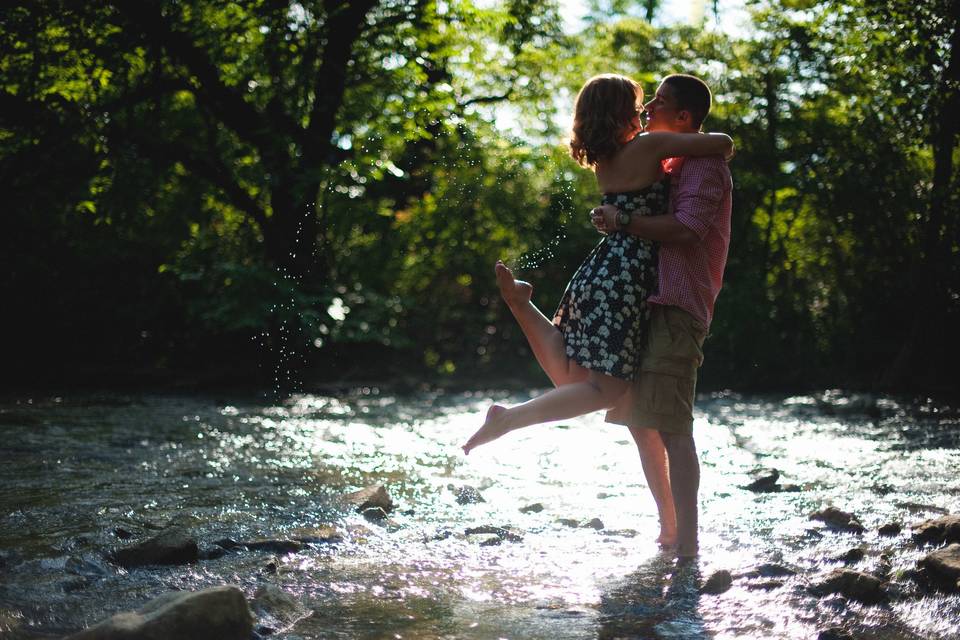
[590,204,620,234]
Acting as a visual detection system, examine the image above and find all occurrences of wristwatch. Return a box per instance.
[616,210,631,230]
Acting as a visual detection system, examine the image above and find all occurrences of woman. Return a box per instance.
[463,74,733,454]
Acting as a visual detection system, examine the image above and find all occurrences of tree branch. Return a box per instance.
[458,91,513,107]
[112,0,303,158]
[304,0,379,160]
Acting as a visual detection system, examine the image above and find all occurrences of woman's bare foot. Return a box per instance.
[462,405,510,455]
[656,528,678,549]
[495,260,533,309]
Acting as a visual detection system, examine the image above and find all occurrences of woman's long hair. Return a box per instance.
[569,74,642,168]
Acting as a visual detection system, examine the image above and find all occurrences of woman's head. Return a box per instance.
[569,74,643,168]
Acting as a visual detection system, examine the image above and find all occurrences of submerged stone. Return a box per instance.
[451,484,485,505]
[749,563,797,578]
[519,503,544,514]
[809,507,865,534]
[818,627,853,640]
[244,539,304,555]
[198,545,227,561]
[65,585,252,640]
[742,468,780,493]
[465,525,522,543]
[290,526,343,544]
[746,580,784,591]
[252,584,309,632]
[213,537,245,551]
[113,527,198,568]
[700,569,733,595]
[581,518,604,530]
[362,507,389,522]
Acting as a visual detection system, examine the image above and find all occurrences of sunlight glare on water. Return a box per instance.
[0,391,958,639]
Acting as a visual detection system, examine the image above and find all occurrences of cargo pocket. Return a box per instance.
[664,312,706,371]
[650,375,678,415]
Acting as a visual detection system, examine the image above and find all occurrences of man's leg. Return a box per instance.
[660,431,700,558]
[628,424,677,547]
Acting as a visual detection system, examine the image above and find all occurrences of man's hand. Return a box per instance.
[590,204,620,234]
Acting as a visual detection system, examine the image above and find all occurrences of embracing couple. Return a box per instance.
[463,73,733,560]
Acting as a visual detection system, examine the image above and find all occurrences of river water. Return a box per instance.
[0,390,958,639]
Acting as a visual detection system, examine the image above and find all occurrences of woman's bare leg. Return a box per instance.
[463,370,628,454]
[495,261,588,388]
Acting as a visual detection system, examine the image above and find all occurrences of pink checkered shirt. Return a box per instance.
[648,156,733,328]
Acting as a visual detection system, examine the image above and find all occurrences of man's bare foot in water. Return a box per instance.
[495,260,533,310]
[675,538,699,561]
[462,405,510,455]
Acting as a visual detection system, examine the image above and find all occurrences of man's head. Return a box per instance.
[644,74,712,133]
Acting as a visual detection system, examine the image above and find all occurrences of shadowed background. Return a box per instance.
[2,0,957,395]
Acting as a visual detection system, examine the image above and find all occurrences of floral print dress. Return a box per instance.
[552,179,669,380]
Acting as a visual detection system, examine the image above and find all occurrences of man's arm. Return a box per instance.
[592,157,728,245]
[591,208,699,245]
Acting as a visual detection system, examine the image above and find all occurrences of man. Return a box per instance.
[592,74,733,558]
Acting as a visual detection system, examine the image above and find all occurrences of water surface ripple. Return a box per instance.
[0,390,957,639]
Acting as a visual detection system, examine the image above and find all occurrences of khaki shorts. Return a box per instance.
[606,305,708,435]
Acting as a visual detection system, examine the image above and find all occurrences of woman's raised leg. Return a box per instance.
[462,369,628,454]
[495,261,588,388]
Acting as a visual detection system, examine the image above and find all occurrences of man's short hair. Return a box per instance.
[663,74,712,130]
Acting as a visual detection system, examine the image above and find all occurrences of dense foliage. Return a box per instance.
[2,0,957,393]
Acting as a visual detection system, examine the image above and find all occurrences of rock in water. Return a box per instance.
[742,468,780,493]
[742,563,797,579]
[912,515,960,546]
[878,522,902,537]
[519,503,544,514]
[252,584,310,632]
[700,570,733,595]
[817,628,853,640]
[290,526,343,544]
[581,518,604,530]
[361,507,389,522]
[809,507,865,534]
[451,485,485,505]
[65,585,252,639]
[113,527,198,568]
[464,525,523,543]
[834,548,865,565]
[917,543,960,592]
[342,485,394,514]
[244,539,304,555]
[811,569,886,604]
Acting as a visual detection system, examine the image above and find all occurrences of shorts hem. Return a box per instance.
[630,410,694,435]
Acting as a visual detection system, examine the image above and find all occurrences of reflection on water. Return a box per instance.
[598,556,706,639]
[0,390,958,638]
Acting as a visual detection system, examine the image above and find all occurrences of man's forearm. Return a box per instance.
[623,213,699,245]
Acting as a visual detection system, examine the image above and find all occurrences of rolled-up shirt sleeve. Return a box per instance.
[673,157,728,241]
